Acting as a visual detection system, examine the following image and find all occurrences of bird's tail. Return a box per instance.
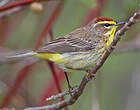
[6,51,37,59]
[0,47,37,62]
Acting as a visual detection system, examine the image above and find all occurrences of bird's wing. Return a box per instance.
[36,27,98,54]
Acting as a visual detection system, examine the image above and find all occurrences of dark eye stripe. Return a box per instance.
[103,23,114,27]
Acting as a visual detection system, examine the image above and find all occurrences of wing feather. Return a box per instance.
[36,27,98,54]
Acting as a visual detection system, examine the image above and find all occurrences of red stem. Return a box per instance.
[0,0,48,11]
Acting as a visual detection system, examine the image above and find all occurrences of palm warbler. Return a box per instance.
[7,16,125,89]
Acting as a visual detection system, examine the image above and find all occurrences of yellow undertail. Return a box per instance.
[35,53,64,63]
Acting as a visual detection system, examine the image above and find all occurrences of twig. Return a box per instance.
[46,87,78,102]
[24,8,140,110]
[0,0,51,11]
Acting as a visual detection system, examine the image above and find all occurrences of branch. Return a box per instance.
[24,8,140,110]
[46,86,78,102]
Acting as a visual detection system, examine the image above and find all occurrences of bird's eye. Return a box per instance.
[104,23,111,27]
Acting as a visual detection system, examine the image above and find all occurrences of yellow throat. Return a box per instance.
[96,20,117,47]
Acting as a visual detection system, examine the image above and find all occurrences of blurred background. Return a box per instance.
[0,0,140,110]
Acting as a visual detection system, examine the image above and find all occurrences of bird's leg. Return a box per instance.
[64,72,73,96]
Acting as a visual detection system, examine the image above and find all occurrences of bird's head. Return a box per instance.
[87,16,125,47]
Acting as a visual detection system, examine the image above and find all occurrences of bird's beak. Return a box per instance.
[115,21,126,26]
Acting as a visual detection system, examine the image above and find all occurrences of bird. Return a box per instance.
[6,16,125,91]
